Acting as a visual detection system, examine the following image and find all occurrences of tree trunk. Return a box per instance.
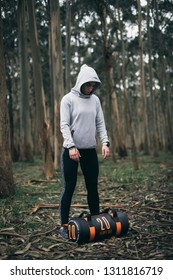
[117,1,138,169]
[65,0,71,93]
[165,63,173,153]
[49,0,64,169]
[27,0,54,177]
[110,75,126,159]
[154,0,173,153]
[137,0,150,155]
[6,57,20,162]
[100,3,126,161]
[18,0,33,162]
[147,0,159,157]
[0,7,15,197]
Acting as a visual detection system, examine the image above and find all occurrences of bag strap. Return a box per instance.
[78,208,118,219]
[100,208,118,217]
[78,211,91,220]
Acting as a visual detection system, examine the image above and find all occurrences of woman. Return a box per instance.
[59,64,110,240]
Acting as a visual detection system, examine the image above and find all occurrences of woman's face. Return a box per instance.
[81,82,96,95]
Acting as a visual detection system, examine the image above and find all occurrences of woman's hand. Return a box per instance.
[102,145,110,159]
[69,148,81,161]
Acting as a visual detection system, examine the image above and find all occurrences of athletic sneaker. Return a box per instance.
[59,225,68,240]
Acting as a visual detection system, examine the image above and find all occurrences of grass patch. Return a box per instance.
[100,151,173,184]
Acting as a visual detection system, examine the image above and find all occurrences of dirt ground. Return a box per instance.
[0,159,173,260]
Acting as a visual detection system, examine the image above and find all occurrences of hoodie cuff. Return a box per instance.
[102,142,110,147]
[68,146,76,150]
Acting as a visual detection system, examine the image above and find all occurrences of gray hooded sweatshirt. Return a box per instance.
[60,64,109,149]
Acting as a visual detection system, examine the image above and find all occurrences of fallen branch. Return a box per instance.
[28,226,58,241]
[0,232,26,238]
[30,179,59,184]
[14,242,31,255]
[143,206,173,215]
[30,203,129,215]
[30,204,59,215]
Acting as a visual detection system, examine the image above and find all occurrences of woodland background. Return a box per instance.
[0,0,173,260]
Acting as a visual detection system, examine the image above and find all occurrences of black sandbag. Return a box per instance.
[68,208,129,244]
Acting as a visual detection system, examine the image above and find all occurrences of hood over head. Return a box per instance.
[71,64,101,97]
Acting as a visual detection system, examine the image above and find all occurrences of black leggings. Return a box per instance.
[60,148,99,225]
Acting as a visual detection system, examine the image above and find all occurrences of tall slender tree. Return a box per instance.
[18,0,33,162]
[27,0,54,177]
[99,1,126,160]
[65,0,71,93]
[0,4,15,197]
[49,0,64,169]
[137,0,150,154]
[146,0,159,156]
[117,1,138,169]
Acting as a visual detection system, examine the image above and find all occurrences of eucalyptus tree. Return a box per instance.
[116,0,138,169]
[2,0,20,161]
[146,0,159,157]
[0,5,15,197]
[49,0,64,169]
[65,0,71,93]
[18,0,33,162]
[27,0,54,177]
[137,0,150,155]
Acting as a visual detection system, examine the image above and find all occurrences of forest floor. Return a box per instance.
[0,151,173,260]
